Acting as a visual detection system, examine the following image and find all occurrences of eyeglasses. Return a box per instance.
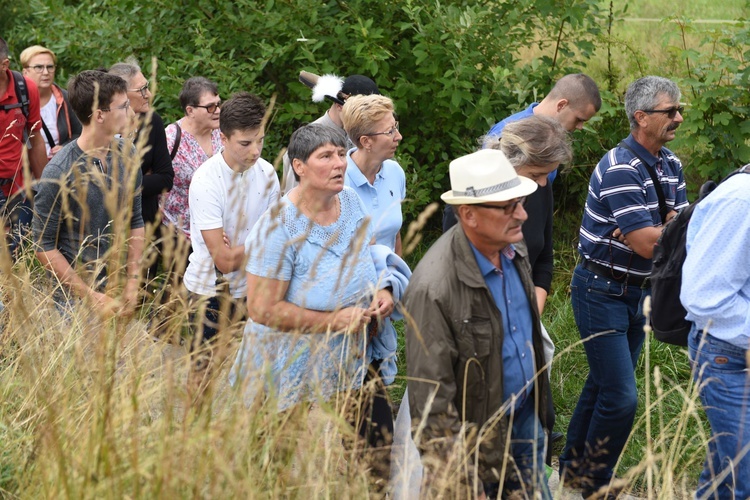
[366,122,399,138]
[642,106,684,119]
[27,64,56,74]
[193,101,221,114]
[128,81,150,98]
[100,99,130,112]
[472,197,527,215]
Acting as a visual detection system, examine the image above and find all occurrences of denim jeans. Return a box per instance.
[560,264,646,493]
[485,397,551,499]
[689,328,750,500]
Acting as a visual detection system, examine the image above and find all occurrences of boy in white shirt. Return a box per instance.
[185,92,279,405]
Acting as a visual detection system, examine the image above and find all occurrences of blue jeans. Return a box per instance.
[689,328,750,500]
[560,264,646,493]
[485,397,551,499]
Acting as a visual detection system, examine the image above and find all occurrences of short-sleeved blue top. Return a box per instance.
[344,148,406,251]
[229,188,378,411]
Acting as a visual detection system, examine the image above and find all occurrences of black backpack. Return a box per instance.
[650,164,750,346]
[0,70,30,119]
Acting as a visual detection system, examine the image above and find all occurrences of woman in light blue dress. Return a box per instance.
[229,124,394,412]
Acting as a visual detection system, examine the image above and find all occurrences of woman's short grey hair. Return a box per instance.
[625,76,681,130]
[179,77,219,112]
[288,124,348,181]
[482,115,572,169]
[108,56,142,86]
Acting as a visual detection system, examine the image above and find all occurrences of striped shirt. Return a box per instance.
[578,134,688,277]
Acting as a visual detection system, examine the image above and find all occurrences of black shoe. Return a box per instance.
[550,431,565,445]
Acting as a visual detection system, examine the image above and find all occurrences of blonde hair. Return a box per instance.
[483,115,572,168]
[341,94,395,148]
[20,45,56,67]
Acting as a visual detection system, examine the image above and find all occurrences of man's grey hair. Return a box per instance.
[288,124,348,181]
[108,56,142,86]
[625,76,681,130]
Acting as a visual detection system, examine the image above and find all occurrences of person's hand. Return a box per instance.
[664,209,678,224]
[48,145,63,159]
[371,288,395,319]
[329,307,372,333]
[88,291,119,320]
[120,278,140,317]
[222,231,231,248]
[612,228,633,250]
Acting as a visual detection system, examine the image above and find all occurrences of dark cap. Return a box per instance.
[340,75,380,99]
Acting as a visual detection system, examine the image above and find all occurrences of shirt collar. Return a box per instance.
[345,148,370,187]
[623,133,660,167]
[469,241,516,277]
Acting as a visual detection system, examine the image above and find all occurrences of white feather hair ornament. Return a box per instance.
[312,74,344,103]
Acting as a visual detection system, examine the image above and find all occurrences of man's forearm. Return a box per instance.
[36,248,96,299]
[126,227,146,278]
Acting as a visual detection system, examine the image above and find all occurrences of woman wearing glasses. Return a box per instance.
[108,60,174,285]
[340,94,406,478]
[161,77,222,273]
[20,45,82,158]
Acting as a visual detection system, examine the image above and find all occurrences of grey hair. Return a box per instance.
[108,56,142,86]
[625,76,681,130]
[288,124,348,181]
[482,115,572,168]
[179,76,218,112]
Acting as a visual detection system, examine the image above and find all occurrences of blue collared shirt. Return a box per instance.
[578,134,688,277]
[469,242,535,406]
[681,173,750,347]
[344,148,406,250]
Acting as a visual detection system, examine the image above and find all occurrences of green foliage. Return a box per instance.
[6,0,607,224]
[671,23,750,186]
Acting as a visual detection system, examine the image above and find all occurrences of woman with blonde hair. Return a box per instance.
[340,94,407,475]
[21,45,81,158]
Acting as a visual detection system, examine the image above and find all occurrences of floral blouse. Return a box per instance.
[161,120,222,238]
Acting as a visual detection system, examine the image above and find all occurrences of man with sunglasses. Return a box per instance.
[405,149,552,499]
[560,76,688,498]
[33,70,144,319]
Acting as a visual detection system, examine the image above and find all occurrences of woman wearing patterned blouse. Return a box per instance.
[162,77,222,273]
[230,124,394,412]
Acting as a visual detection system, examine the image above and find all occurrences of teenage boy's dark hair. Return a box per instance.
[219,92,266,137]
[68,70,128,125]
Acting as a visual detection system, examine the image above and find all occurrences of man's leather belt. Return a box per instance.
[582,260,650,288]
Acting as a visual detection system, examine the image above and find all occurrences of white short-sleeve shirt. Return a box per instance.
[184,150,280,298]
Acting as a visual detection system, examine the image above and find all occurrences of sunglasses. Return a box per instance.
[642,106,684,119]
[472,197,527,215]
[193,101,221,114]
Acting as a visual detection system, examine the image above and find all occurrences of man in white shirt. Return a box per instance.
[184,91,280,405]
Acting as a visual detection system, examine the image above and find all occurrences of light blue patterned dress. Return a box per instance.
[229,188,378,411]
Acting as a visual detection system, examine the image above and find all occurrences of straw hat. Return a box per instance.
[440,149,537,205]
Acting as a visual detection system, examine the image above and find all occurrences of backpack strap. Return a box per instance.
[619,141,669,224]
[170,122,182,160]
[41,120,55,148]
[0,71,30,118]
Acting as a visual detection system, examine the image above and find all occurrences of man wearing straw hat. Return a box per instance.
[404,149,551,499]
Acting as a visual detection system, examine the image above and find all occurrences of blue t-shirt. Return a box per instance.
[344,148,406,251]
[486,103,557,183]
[578,134,688,277]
